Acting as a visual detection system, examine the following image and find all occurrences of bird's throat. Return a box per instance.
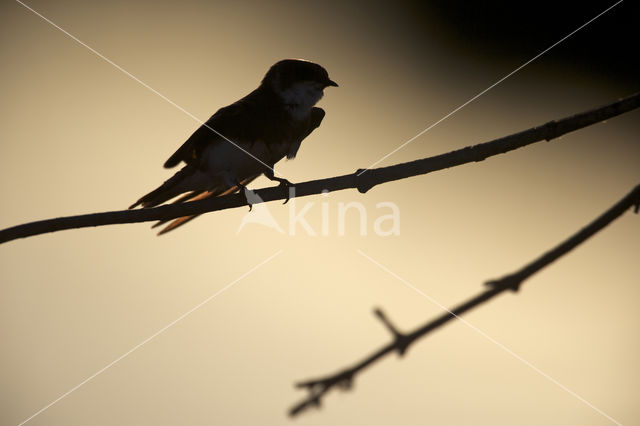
[279,82,324,120]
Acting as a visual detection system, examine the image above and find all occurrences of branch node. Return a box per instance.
[485,273,523,292]
[374,308,410,356]
[543,120,560,141]
[355,169,375,193]
[337,375,354,391]
[310,394,322,408]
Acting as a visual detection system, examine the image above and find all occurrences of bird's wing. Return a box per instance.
[129,163,201,209]
[163,101,248,169]
[287,107,326,159]
[308,107,326,133]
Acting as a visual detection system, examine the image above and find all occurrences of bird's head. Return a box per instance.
[263,59,338,118]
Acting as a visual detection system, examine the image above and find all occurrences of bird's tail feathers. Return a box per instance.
[153,190,213,235]
[154,174,259,235]
[129,164,199,209]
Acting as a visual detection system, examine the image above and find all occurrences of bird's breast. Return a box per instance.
[200,138,289,178]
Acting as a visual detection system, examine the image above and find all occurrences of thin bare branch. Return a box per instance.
[1,92,639,244]
[288,184,640,417]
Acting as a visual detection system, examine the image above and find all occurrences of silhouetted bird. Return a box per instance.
[129,59,337,234]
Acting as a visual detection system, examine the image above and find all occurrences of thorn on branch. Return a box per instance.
[374,308,410,356]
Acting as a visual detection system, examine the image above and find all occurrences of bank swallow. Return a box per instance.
[129,59,337,234]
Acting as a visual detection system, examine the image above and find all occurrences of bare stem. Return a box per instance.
[288,184,640,417]
[1,93,638,244]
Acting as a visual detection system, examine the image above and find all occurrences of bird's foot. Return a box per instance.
[264,169,294,204]
[273,177,294,204]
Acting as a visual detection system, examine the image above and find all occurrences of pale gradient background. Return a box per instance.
[1,1,639,425]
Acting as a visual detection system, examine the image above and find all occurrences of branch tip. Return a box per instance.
[374,308,399,335]
[295,379,319,390]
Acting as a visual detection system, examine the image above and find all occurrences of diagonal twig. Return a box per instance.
[1,92,639,244]
[289,184,640,417]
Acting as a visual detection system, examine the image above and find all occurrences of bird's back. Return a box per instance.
[163,87,290,169]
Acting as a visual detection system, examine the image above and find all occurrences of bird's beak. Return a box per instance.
[326,78,339,87]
